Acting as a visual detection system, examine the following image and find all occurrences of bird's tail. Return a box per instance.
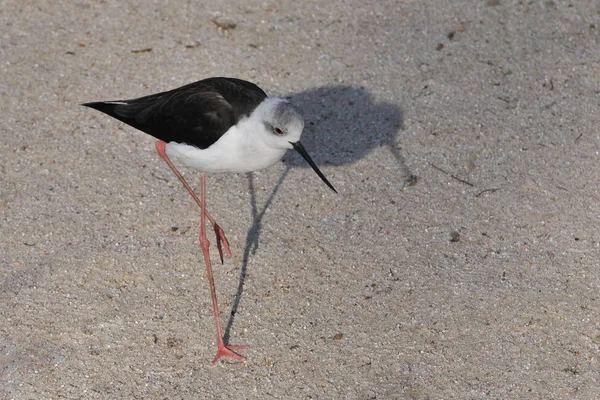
[82,101,125,119]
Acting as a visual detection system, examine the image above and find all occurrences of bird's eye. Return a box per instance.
[273,127,284,135]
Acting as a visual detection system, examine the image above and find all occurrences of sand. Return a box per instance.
[1,1,599,398]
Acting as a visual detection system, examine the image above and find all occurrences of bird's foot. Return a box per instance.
[213,223,232,263]
[210,342,248,365]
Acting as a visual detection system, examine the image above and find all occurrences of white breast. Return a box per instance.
[165,117,289,173]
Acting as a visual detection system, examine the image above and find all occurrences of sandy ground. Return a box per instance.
[1,1,599,399]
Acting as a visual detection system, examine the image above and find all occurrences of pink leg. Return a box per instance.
[155,141,231,263]
[198,174,248,365]
[155,141,246,364]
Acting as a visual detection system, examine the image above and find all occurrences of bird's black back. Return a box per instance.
[83,77,267,149]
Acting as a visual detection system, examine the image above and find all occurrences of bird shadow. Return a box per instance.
[222,169,289,343]
[286,85,410,175]
[223,85,410,342]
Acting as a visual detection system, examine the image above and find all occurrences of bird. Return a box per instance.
[82,77,336,365]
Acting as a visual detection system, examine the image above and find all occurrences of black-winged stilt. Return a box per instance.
[83,77,336,364]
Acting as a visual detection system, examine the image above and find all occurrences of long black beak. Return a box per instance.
[290,141,337,193]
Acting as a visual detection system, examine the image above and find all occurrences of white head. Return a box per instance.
[255,98,305,149]
[253,97,337,193]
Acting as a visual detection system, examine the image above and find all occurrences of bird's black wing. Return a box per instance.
[83,77,267,149]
